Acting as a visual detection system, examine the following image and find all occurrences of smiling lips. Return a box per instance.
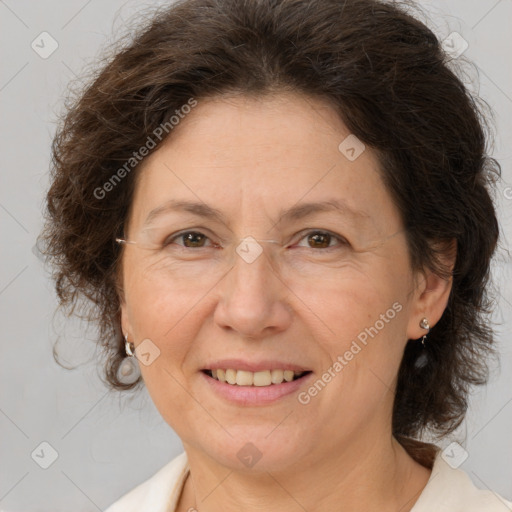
[201,361,313,404]
[204,368,310,386]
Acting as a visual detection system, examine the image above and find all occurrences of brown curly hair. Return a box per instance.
[39,0,501,465]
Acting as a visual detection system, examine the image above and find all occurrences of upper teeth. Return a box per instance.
[210,369,305,386]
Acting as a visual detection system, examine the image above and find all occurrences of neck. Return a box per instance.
[177,424,432,512]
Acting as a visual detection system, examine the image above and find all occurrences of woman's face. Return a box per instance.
[120,93,431,471]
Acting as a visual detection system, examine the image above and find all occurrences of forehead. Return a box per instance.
[127,93,402,235]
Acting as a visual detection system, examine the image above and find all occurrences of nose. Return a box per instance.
[213,242,293,339]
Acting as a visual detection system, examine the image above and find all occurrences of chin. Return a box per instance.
[198,428,309,474]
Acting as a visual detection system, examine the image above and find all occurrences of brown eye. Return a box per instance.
[165,231,214,248]
[295,230,348,250]
[182,232,207,247]
[307,232,332,248]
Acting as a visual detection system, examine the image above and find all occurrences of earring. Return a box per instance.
[414,317,430,369]
[419,317,430,346]
[125,335,135,356]
[116,334,141,385]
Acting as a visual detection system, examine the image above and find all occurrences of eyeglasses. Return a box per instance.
[115,223,404,282]
[117,233,284,264]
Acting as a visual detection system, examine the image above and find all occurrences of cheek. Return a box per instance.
[304,286,409,440]
[124,254,205,334]
[125,277,205,423]
[295,263,410,398]
[295,264,407,339]
[123,264,207,387]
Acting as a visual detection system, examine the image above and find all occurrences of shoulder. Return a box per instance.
[104,451,189,512]
[412,448,512,512]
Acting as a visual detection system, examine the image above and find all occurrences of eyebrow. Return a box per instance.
[143,200,228,228]
[142,198,370,228]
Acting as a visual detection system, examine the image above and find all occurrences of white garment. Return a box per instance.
[104,449,512,511]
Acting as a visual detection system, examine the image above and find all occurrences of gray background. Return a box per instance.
[0,0,511,510]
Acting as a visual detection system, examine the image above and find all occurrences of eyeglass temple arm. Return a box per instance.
[115,237,280,245]
[115,237,136,245]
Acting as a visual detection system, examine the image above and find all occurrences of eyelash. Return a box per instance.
[163,229,349,250]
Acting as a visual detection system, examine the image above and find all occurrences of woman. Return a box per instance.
[39,0,511,510]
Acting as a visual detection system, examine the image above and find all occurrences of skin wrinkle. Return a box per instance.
[119,93,453,512]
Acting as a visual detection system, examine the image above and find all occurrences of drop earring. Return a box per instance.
[419,317,430,346]
[414,317,430,369]
[125,335,135,356]
[116,334,141,385]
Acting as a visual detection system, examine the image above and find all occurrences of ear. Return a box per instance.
[406,239,456,340]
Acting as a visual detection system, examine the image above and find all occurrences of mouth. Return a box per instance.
[202,368,312,387]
